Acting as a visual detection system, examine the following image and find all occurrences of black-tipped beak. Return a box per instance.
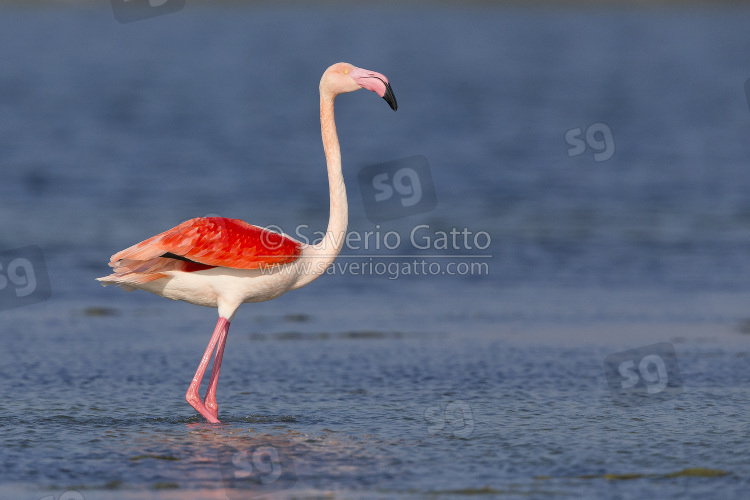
[383,82,398,111]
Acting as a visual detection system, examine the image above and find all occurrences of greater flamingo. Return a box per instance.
[98,63,397,423]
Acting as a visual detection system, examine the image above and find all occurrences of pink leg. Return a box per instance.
[203,321,230,419]
[185,317,229,423]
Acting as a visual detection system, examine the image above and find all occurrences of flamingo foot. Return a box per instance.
[204,394,219,420]
[186,391,221,424]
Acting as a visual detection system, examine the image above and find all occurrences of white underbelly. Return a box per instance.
[138,266,300,309]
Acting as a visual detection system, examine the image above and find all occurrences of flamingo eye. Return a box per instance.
[344,69,349,75]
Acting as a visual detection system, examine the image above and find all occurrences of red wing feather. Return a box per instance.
[109,217,302,270]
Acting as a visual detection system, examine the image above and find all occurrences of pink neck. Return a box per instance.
[316,93,348,257]
[293,92,348,288]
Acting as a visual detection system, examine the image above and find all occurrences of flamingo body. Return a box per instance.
[98,62,397,423]
[111,216,301,271]
[98,217,304,314]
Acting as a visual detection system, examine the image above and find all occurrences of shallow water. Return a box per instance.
[1,3,750,499]
[4,297,750,499]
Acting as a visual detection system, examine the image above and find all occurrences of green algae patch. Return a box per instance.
[544,468,732,482]
[82,306,120,317]
[664,468,729,478]
[603,473,645,480]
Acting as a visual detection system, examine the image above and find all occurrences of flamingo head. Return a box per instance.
[321,62,397,111]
